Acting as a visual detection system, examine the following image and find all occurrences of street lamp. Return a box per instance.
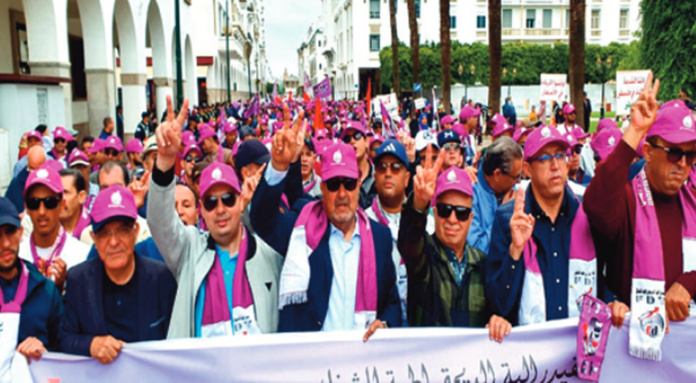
[502,67,507,101]
[596,56,612,119]
[225,0,231,103]
[469,65,475,103]
[458,64,464,102]
[245,32,253,99]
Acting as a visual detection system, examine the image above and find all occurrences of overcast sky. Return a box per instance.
[265,0,321,81]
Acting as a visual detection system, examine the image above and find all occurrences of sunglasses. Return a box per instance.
[54,138,66,144]
[202,193,237,212]
[26,196,61,211]
[651,143,696,166]
[531,152,567,165]
[342,131,364,143]
[572,145,583,155]
[184,155,200,163]
[375,162,405,174]
[105,149,119,157]
[442,142,461,152]
[435,203,472,221]
[325,177,358,192]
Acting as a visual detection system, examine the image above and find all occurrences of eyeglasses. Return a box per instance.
[572,145,583,155]
[325,177,358,192]
[531,152,567,165]
[202,192,237,212]
[94,224,135,241]
[442,142,461,152]
[105,149,119,157]
[26,197,61,211]
[375,162,405,174]
[184,155,200,163]
[435,203,472,221]
[342,131,364,143]
[502,170,523,183]
[650,143,696,166]
[54,138,66,144]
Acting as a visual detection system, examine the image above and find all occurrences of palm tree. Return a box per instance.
[569,0,586,128]
[439,0,451,114]
[407,0,420,98]
[389,0,400,97]
[488,0,502,116]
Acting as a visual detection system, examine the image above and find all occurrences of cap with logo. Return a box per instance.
[415,130,440,152]
[513,127,532,144]
[90,185,138,232]
[103,136,124,152]
[125,138,144,154]
[459,105,481,122]
[646,99,696,144]
[23,163,64,197]
[88,138,104,154]
[53,126,73,142]
[490,114,514,138]
[564,132,579,148]
[434,167,474,200]
[563,103,576,115]
[374,139,409,167]
[68,149,90,167]
[440,115,456,126]
[199,163,241,198]
[591,128,623,161]
[437,130,461,147]
[572,126,591,140]
[27,130,42,141]
[596,118,618,133]
[320,142,359,181]
[369,133,385,148]
[197,124,217,145]
[340,120,367,139]
[523,125,571,161]
[0,197,21,229]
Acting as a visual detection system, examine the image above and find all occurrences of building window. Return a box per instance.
[591,9,600,30]
[318,40,322,47]
[370,0,380,19]
[450,16,456,29]
[502,9,512,28]
[543,9,552,28]
[526,9,535,28]
[476,15,486,29]
[415,0,421,18]
[369,34,380,51]
[319,63,322,70]
[619,9,628,29]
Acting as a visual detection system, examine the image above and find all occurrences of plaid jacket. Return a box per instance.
[398,198,488,327]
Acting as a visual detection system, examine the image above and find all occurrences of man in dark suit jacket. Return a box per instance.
[583,92,592,133]
[250,119,401,340]
[59,185,176,364]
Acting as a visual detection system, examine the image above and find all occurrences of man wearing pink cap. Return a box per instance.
[585,78,696,359]
[440,115,455,131]
[102,136,124,164]
[340,120,377,209]
[251,121,401,337]
[18,164,89,291]
[125,138,144,172]
[13,130,44,178]
[458,105,480,166]
[198,123,233,165]
[59,185,176,364]
[48,127,72,167]
[486,124,601,326]
[179,136,203,186]
[557,103,580,135]
[68,149,100,212]
[490,114,515,141]
[221,123,238,150]
[148,96,282,338]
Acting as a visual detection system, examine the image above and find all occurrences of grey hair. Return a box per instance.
[482,137,523,176]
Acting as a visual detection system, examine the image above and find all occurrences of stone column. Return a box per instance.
[85,69,116,137]
[30,61,73,130]
[120,73,147,136]
[153,77,173,121]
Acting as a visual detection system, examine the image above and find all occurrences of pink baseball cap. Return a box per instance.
[591,128,623,161]
[320,143,359,181]
[596,118,618,133]
[572,127,591,140]
[451,123,467,138]
[181,131,196,146]
[68,149,90,167]
[564,132,579,148]
[125,138,144,154]
[103,136,123,152]
[88,138,104,154]
[197,124,217,145]
[491,114,514,138]
[647,99,696,144]
[563,103,576,115]
[513,127,532,144]
[340,120,367,139]
[27,130,42,141]
[434,166,474,200]
[53,126,72,141]
[441,115,456,126]
[459,105,480,122]
[523,125,571,161]
[199,163,241,198]
[223,122,238,134]
[90,185,138,232]
[183,143,202,157]
[23,163,64,197]
[369,133,385,148]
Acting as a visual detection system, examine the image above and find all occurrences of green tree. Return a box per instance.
[640,0,696,99]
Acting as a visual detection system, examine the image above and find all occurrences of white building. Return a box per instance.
[309,0,641,100]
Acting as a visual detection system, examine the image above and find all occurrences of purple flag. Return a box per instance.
[313,77,332,100]
[380,101,396,139]
[218,107,227,131]
[272,81,278,101]
[244,94,259,120]
[304,72,312,95]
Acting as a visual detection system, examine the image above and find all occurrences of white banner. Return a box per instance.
[413,97,427,111]
[616,70,651,116]
[372,93,398,117]
[17,318,696,382]
[540,74,568,103]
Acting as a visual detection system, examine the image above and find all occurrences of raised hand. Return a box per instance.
[628,72,660,137]
[291,119,308,164]
[509,188,535,261]
[241,163,266,211]
[155,95,189,172]
[272,104,305,171]
[398,131,417,163]
[412,146,445,211]
[129,170,150,209]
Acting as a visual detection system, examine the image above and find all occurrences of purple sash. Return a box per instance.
[303,177,318,194]
[0,262,29,314]
[72,208,91,239]
[29,227,67,269]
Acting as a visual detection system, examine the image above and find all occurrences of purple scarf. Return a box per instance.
[30,227,67,270]
[280,201,377,327]
[519,195,596,325]
[72,208,91,239]
[201,227,260,336]
[0,262,29,314]
[629,169,696,360]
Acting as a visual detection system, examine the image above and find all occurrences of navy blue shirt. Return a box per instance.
[102,267,139,342]
[485,185,579,325]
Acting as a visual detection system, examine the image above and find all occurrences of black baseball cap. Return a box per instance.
[234,139,270,170]
[0,197,21,229]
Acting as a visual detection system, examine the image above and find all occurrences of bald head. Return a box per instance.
[27,146,46,172]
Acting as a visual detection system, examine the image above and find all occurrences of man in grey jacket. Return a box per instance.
[148,96,283,338]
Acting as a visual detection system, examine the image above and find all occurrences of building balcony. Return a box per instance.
[218,25,246,60]
[502,28,568,38]
[619,29,630,37]
[502,0,569,5]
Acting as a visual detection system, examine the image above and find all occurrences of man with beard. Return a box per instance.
[340,121,376,209]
